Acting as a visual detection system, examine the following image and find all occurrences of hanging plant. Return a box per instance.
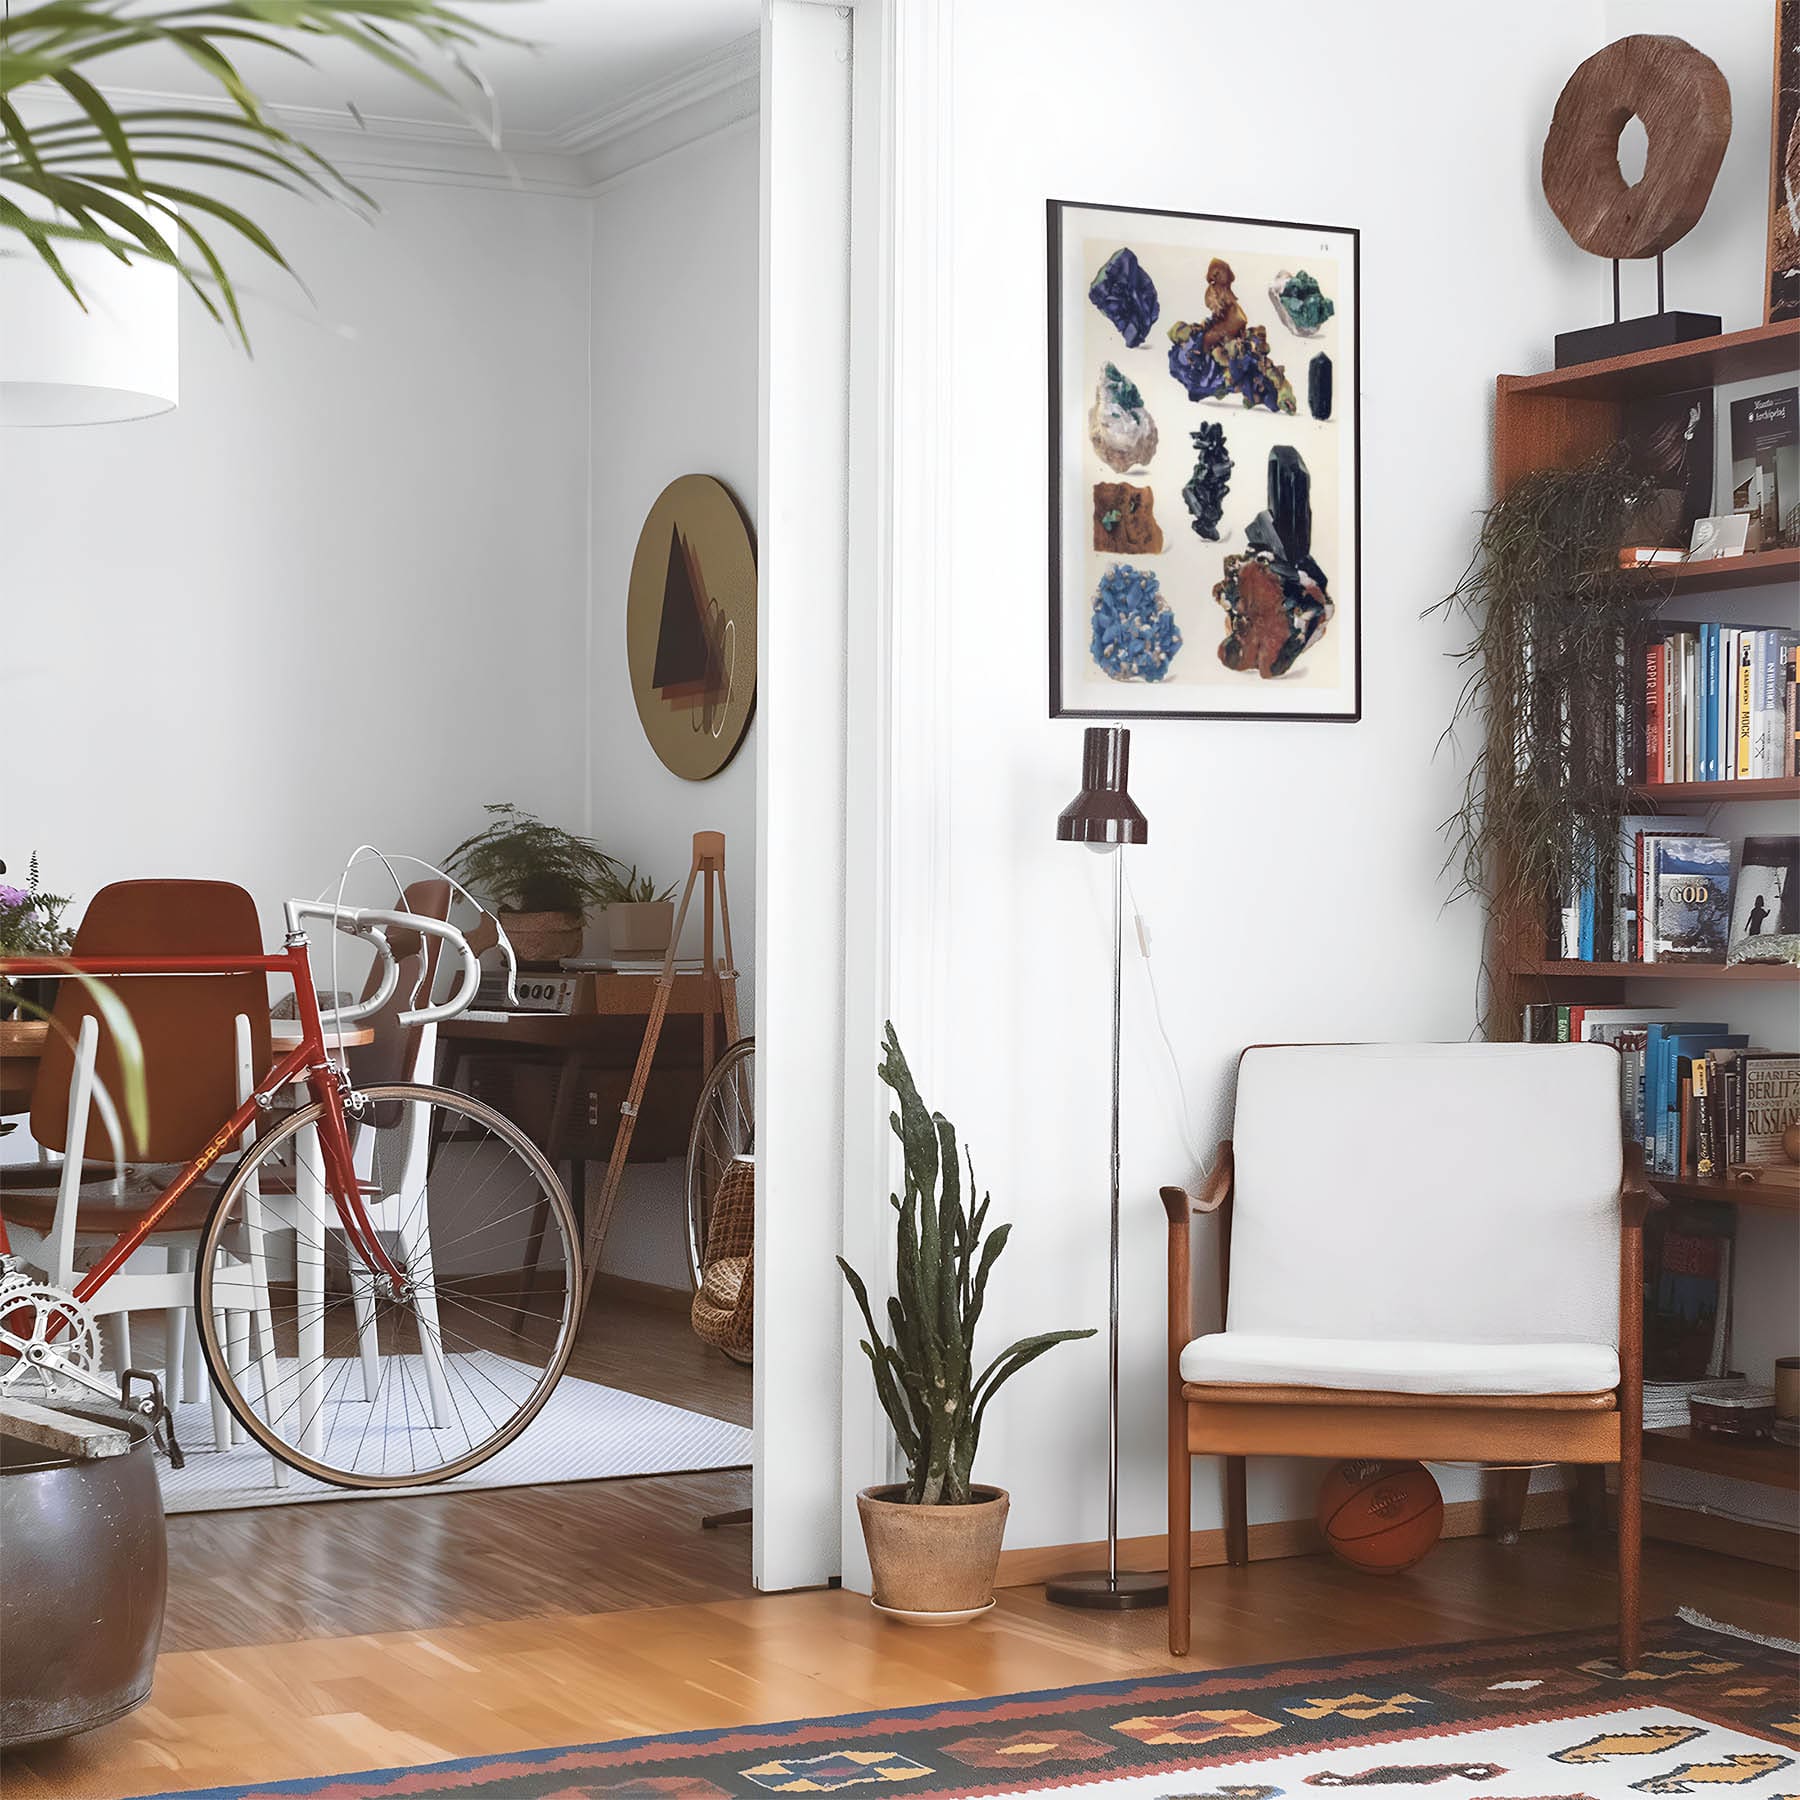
[1428,446,1666,1029]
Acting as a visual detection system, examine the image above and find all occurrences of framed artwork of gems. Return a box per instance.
[1048,199,1361,721]
[625,473,758,780]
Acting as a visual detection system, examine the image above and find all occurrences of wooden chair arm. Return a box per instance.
[1620,1140,1661,1230]
[1160,1141,1234,1221]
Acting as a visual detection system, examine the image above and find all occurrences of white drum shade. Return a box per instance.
[0,219,178,426]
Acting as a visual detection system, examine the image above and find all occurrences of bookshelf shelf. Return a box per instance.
[1629,776,1800,803]
[1626,547,1800,596]
[1512,959,1800,983]
[1642,1425,1800,1491]
[1648,1174,1800,1215]
[1500,320,1800,403]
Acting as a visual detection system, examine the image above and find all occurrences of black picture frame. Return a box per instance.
[1048,197,1362,722]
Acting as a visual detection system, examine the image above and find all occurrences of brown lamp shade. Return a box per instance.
[1056,726,1148,846]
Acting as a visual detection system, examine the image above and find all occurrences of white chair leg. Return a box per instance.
[180,1305,204,1404]
[164,1244,190,1404]
[398,1202,451,1430]
[224,1310,251,1444]
[297,1122,328,1463]
[207,1305,234,1453]
[103,1311,133,1376]
[347,1244,381,1403]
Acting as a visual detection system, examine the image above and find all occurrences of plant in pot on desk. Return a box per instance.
[445,805,615,968]
[839,1025,1094,1625]
[595,863,677,961]
[0,856,72,1021]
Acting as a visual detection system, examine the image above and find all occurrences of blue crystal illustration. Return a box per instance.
[1181,423,1233,541]
[1088,247,1160,349]
[1269,268,1336,336]
[1166,262,1294,414]
[1090,563,1182,682]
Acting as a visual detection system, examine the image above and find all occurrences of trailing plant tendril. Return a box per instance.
[1426,447,1673,1037]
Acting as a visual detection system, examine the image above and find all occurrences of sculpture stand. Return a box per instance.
[1554,252,1720,367]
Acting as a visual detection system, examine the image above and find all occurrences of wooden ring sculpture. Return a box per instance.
[1541,34,1731,260]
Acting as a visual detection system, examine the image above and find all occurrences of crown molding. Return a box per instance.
[12,32,761,195]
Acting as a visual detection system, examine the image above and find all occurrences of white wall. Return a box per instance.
[886,0,1630,1556]
[585,119,763,1285]
[2,177,592,922]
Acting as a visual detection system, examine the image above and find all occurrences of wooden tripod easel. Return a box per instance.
[580,830,740,1313]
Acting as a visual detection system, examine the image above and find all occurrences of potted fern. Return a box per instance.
[838,1025,1094,1623]
[445,805,617,967]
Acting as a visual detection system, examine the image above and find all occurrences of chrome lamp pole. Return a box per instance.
[1045,725,1167,1611]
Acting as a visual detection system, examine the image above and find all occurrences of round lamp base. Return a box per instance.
[1043,1568,1169,1610]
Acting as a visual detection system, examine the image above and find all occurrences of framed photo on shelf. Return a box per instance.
[1048,198,1360,721]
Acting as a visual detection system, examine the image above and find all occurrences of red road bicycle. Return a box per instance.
[0,899,582,1488]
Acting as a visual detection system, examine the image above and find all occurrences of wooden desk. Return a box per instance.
[437,973,734,1259]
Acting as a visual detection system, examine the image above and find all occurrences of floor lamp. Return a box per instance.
[1046,725,1168,1611]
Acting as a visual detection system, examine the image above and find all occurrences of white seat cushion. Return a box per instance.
[1180,1332,1619,1397]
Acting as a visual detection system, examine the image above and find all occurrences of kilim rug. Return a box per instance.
[133,1612,1797,1800]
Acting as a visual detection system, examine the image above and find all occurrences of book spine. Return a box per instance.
[1788,645,1798,779]
[1678,1068,1693,1179]
[1737,635,1754,778]
[1642,838,1659,963]
[1644,638,1663,784]
[1666,640,1679,783]
[1719,627,1737,779]
[1701,623,1717,783]
[1695,1057,1715,1178]
[1555,1005,1571,1044]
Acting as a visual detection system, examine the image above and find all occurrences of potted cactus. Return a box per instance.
[838,1025,1094,1623]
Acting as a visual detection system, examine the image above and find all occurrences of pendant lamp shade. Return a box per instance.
[0,216,178,427]
[1055,725,1148,848]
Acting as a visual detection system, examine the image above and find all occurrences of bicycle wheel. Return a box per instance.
[195,1082,580,1488]
[685,1037,755,1290]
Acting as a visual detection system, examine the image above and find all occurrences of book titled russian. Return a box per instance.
[1646,836,1732,963]
[1739,1053,1800,1167]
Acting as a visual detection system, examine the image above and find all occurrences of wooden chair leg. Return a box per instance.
[1224,1455,1248,1567]
[1487,1466,1532,1544]
[1617,1446,1642,1670]
[1168,1440,1191,1655]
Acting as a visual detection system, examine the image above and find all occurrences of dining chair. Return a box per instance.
[1162,1042,1648,1668]
[2,879,284,1471]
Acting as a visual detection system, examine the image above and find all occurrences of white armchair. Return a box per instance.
[1163,1042,1647,1667]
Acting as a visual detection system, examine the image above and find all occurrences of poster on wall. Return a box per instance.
[1769,0,1800,323]
[1048,199,1360,721]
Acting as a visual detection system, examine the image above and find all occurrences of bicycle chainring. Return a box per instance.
[0,1279,104,1398]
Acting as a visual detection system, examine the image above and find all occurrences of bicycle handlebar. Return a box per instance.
[282,900,505,1028]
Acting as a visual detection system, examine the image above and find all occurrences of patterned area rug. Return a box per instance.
[133,1614,1796,1800]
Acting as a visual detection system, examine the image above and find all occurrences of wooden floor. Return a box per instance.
[7,1531,1796,1800]
[160,1284,755,1651]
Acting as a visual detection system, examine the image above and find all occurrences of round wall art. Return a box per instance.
[625,474,757,782]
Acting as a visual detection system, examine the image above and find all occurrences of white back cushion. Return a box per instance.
[1227,1044,1622,1348]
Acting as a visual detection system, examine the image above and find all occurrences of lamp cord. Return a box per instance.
[1120,858,1210,1176]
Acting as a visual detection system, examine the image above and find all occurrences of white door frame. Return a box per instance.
[755,0,954,1593]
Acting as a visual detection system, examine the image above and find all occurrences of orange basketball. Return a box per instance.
[1315,1460,1443,1574]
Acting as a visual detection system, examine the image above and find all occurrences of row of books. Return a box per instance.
[1519,1004,1800,1180]
[1553,828,1796,966]
[1640,624,1799,784]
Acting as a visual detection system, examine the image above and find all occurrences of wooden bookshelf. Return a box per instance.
[1625,546,1800,595]
[1643,1426,1800,1491]
[1628,775,1800,803]
[1512,959,1800,983]
[1501,318,1800,403]
[1648,1174,1800,1214]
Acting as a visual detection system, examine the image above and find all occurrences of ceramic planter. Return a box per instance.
[856,1484,1008,1624]
[605,900,675,959]
[499,909,585,969]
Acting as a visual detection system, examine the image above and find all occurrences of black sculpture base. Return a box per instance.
[1554,310,1721,368]
[1044,1568,1169,1610]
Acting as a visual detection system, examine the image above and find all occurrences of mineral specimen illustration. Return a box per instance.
[1088,362,1159,472]
[1166,259,1295,414]
[1308,351,1333,421]
[1090,563,1182,682]
[1180,422,1232,541]
[1093,482,1164,554]
[1088,246,1160,348]
[1269,268,1336,336]
[1213,449,1332,680]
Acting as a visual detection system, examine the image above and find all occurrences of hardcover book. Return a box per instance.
[1739,1052,1800,1166]
[1647,836,1732,962]
[1730,387,1798,548]
[1728,835,1799,953]
[1642,1202,1735,1382]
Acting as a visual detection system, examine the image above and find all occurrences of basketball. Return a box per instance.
[1315,1460,1443,1574]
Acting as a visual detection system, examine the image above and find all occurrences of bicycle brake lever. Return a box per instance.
[121,1367,184,1469]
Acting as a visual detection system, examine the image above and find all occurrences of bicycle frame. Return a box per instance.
[0,937,406,1301]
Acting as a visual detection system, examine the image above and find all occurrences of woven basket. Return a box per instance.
[691,1156,754,1362]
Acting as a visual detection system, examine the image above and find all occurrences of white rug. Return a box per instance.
[155,1366,752,1513]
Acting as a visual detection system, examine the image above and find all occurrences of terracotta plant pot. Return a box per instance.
[856,1484,1009,1623]
[605,900,675,959]
[499,909,585,969]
